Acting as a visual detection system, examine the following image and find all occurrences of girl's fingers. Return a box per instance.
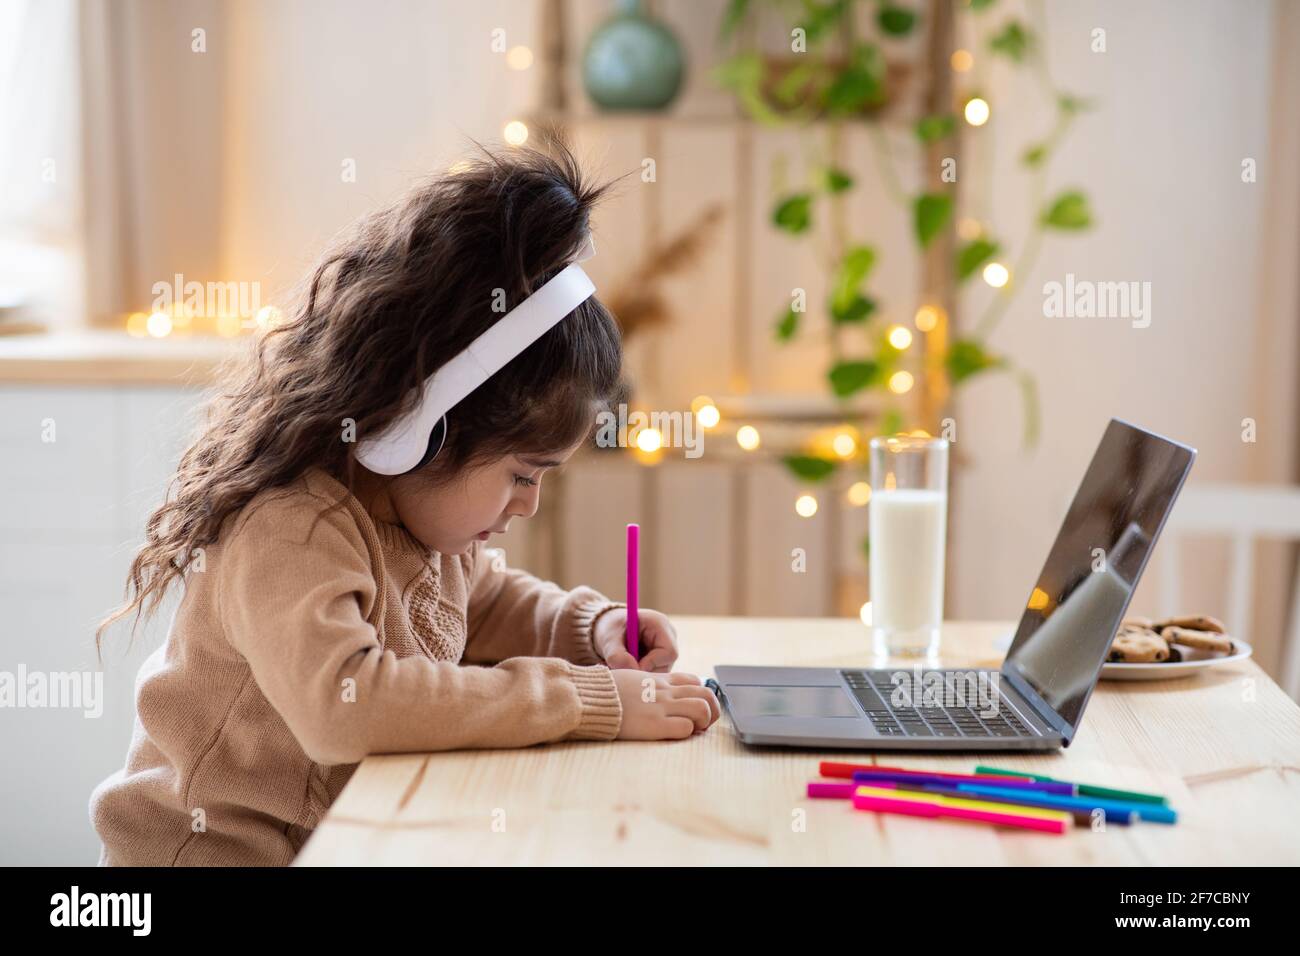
[664,671,701,686]
[637,646,675,672]
[664,697,713,733]
[603,650,638,670]
[672,683,721,723]
[660,715,695,739]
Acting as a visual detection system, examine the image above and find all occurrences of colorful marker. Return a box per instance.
[852,785,1072,835]
[626,523,639,660]
[821,761,1037,785]
[952,782,1177,824]
[974,765,1169,806]
[850,769,1075,796]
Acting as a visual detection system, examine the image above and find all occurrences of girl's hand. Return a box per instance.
[593,607,678,671]
[610,670,720,740]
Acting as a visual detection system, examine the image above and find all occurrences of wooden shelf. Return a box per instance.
[0,331,245,386]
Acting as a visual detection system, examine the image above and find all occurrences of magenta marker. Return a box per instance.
[626,523,640,661]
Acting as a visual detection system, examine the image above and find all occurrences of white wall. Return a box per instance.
[946,0,1291,657]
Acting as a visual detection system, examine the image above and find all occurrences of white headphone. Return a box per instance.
[354,235,597,475]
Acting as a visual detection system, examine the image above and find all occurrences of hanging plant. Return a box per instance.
[713,0,1096,491]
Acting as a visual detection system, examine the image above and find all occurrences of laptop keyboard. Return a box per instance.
[841,670,1036,739]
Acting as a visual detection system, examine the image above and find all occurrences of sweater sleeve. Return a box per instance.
[463,539,626,667]
[217,494,622,766]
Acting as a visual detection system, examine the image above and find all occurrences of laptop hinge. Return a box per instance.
[1000,666,1076,744]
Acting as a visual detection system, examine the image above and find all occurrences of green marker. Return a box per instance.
[974,765,1169,805]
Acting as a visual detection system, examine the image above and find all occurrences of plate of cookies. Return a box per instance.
[1102,615,1251,680]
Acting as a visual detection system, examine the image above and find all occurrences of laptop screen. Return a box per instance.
[1002,419,1195,735]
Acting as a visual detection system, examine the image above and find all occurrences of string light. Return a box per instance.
[982,261,1010,288]
[146,311,172,338]
[847,481,872,506]
[859,601,873,626]
[887,325,913,350]
[964,97,990,127]
[506,46,533,70]
[503,120,529,146]
[914,305,942,332]
[691,395,721,429]
[126,312,148,337]
[950,49,973,72]
[832,432,857,458]
[795,494,818,518]
[255,305,283,331]
[957,218,983,240]
[888,371,914,394]
[736,425,761,451]
[635,427,663,452]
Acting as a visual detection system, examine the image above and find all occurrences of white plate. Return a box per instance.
[1100,639,1252,681]
[990,632,1252,681]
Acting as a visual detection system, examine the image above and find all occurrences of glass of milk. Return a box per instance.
[868,435,949,659]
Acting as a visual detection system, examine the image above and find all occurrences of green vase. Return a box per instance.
[582,0,685,111]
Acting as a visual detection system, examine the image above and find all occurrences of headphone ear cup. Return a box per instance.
[409,414,448,473]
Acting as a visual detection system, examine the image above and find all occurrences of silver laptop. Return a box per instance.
[712,419,1196,751]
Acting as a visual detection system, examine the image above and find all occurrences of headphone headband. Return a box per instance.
[355,237,597,475]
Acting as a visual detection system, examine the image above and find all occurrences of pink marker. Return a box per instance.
[626,523,640,661]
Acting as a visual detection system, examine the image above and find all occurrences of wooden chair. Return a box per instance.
[1159,483,1300,700]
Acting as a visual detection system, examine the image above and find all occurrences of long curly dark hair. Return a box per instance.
[98,137,629,650]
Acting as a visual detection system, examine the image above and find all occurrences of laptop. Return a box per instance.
[712,418,1196,751]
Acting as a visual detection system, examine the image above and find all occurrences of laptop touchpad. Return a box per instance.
[727,685,860,718]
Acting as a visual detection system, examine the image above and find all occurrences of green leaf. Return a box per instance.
[718,0,752,41]
[877,5,916,36]
[775,307,799,341]
[773,193,813,233]
[1058,92,1094,115]
[879,407,905,436]
[1041,190,1093,230]
[828,359,880,397]
[773,61,819,108]
[956,238,999,281]
[711,53,782,125]
[824,44,885,114]
[783,454,837,482]
[861,534,870,560]
[946,338,1002,384]
[830,244,876,310]
[823,166,854,193]
[989,21,1031,62]
[797,0,852,45]
[915,114,956,144]
[1021,142,1048,166]
[969,0,997,10]
[830,293,877,324]
[913,193,952,248]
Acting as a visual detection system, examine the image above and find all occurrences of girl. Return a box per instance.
[90,143,720,867]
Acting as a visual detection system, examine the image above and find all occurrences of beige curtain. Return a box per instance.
[78,0,225,326]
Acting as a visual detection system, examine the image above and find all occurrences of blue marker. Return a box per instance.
[953,782,1178,824]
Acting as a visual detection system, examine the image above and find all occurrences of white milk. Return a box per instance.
[869,488,947,654]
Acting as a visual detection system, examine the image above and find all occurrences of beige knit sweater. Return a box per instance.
[91,468,625,866]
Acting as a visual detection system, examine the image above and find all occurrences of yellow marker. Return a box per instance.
[854,785,1074,833]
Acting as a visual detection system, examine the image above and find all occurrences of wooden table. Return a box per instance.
[295,617,1300,865]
